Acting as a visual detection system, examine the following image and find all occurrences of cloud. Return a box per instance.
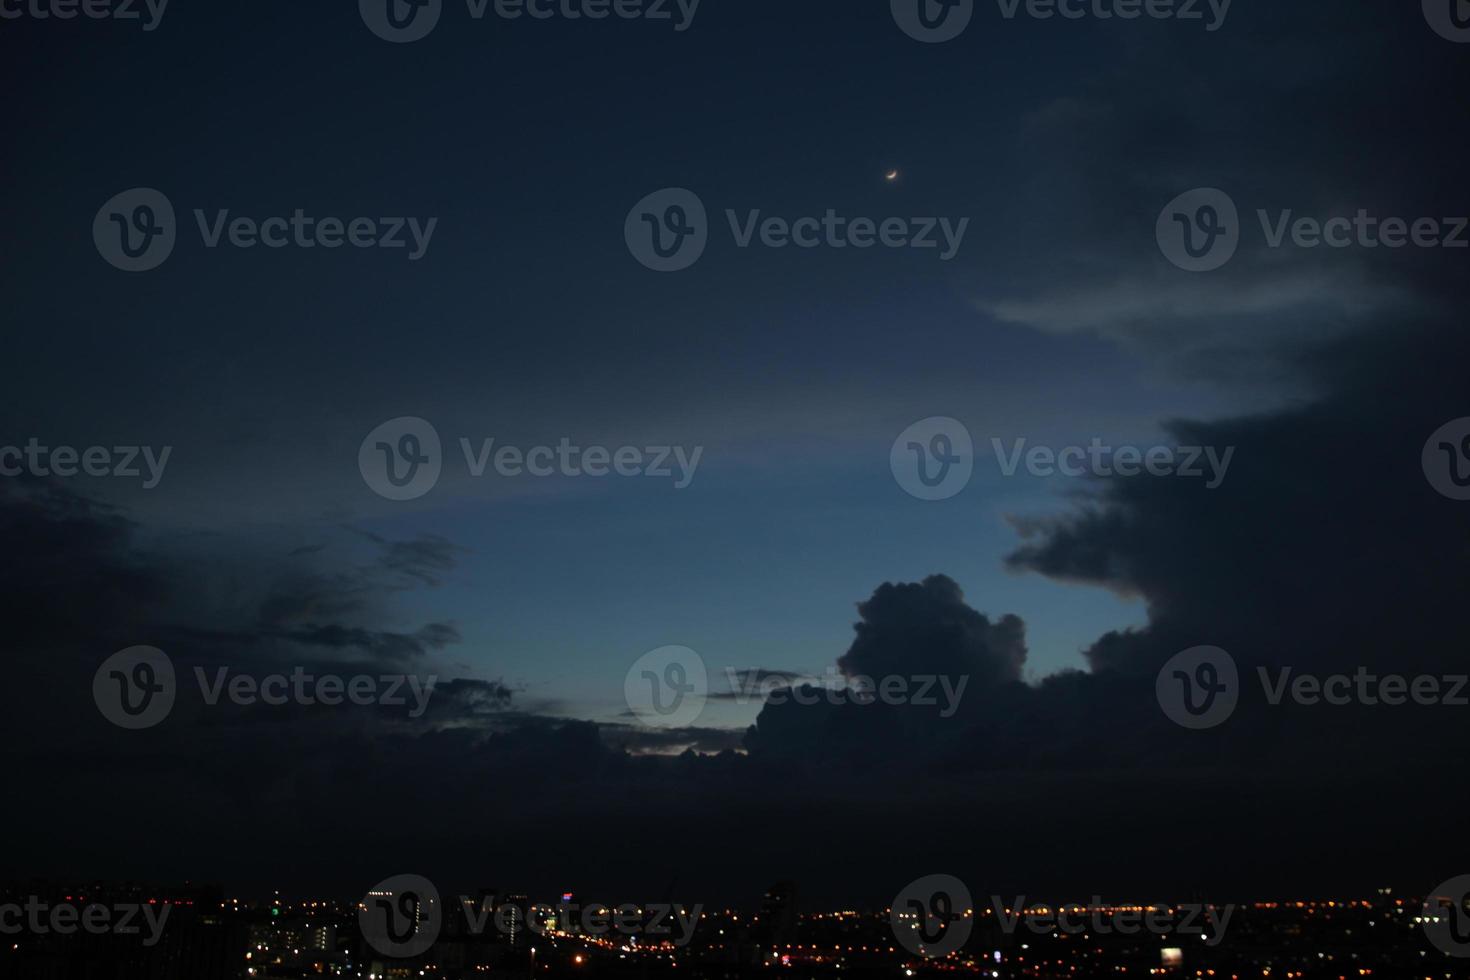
[7,306,1470,905]
[414,678,517,724]
[963,5,1463,367]
[349,528,464,587]
[835,574,1027,686]
[707,667,814,700]
[0,477,167,648]
[977,265,1410,339]
[1005,319,1470,681]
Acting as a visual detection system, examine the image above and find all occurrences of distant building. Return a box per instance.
[758,881,799,949]
[498,893,531,949]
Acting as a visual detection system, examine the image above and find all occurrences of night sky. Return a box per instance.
[2,0,1468,907]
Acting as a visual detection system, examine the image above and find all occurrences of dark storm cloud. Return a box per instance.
[744,578,1024,764]
[969,0,1470,375]
[0,478,167,647]
[1005,319,1470,680]
[159,581,463,673]
[728,313,1470,896]
[6,349,1468,902]
[0,481,471,718]
[420,677,516,717]
[835,575,1026,685]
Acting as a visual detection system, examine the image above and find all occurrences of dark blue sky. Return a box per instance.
[1,0,1299,723]
[4,0,1469,899]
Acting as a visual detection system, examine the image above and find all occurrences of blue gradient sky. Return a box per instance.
[2,0,1407,734]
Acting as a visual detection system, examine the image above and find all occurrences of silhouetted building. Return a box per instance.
[758,881,798,949]
[498,893,531,949]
